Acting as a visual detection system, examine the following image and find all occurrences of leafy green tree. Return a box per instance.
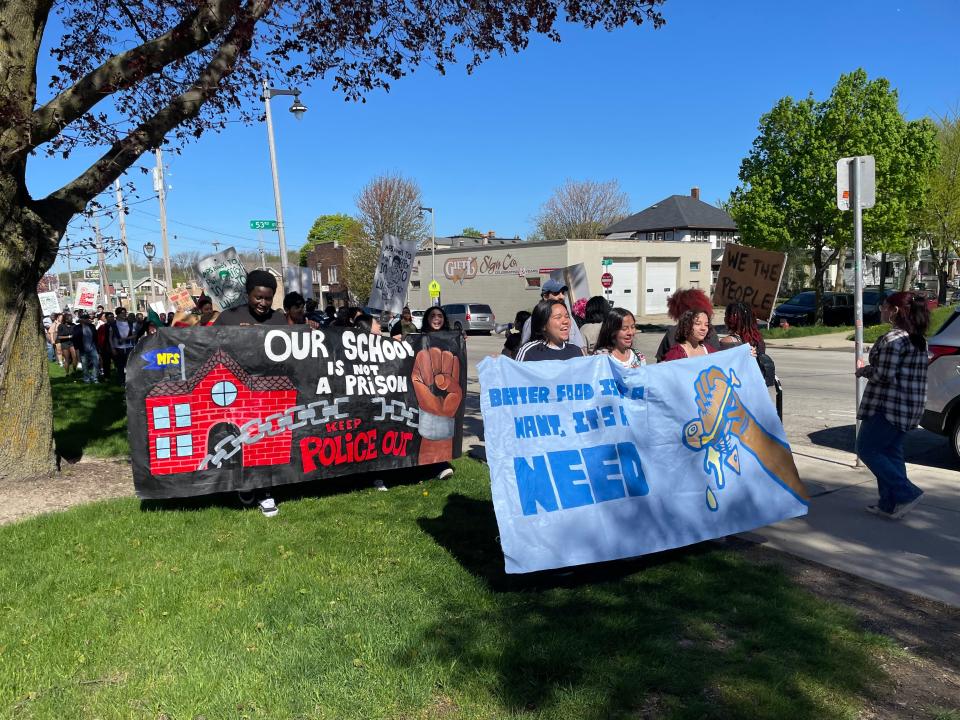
[299,214,363,265]
[729,70,937,323]
[460,227,484,238]
[919,114,960,303]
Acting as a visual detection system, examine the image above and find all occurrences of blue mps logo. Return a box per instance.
[142,346,182,371]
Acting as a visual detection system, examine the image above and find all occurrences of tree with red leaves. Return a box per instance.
[0,0,665,479]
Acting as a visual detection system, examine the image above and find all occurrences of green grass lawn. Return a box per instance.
[50,363,129,459]
[853,304,955,343]
[0,457,897,720]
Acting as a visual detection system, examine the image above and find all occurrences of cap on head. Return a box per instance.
[541,279,567,294]
[245,269,277,293]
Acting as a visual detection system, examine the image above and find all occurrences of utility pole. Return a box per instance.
[154,149,173,294]
[64,243,75,298]
[116,179,137,312]
[211,240,221,254]
[258,230,266,269]
[93,215,110,308]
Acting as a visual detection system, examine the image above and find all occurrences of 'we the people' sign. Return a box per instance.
[711,243,787,321]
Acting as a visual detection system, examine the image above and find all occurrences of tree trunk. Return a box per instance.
[812,250,825,325]
[833,247,846,292]
[0,211,60,480]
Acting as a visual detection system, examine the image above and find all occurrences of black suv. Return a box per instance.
[771,291,855,326]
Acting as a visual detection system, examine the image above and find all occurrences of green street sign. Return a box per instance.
[249,220,278,230]
[601,258,613,266]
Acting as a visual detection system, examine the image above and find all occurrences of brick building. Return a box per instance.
[145,349,296,475]
[305,241,350,307]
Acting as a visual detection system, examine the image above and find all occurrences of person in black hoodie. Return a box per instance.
[72,311,101,384]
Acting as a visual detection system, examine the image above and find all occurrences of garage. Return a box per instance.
[604,261,638,315]
[644,259,678,314]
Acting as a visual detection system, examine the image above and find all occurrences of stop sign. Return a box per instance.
[601,272,613,289]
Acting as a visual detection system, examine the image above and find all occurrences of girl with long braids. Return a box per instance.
[855,292,930,520]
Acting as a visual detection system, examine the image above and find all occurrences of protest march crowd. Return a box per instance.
[48,267,931,527]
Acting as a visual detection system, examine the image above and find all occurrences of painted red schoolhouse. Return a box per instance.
[145,349,297,475]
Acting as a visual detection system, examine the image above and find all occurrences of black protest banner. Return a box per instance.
[126,327,466,499]
[711,243,787,321]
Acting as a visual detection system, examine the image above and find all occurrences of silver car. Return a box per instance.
[920,307,960,460]
[441,302,496,334]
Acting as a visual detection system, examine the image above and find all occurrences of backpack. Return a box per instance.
[757,352,776,387]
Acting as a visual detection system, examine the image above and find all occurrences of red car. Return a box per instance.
[916,289,940,310]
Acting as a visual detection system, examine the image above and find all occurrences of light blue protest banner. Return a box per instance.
[478,344,808,574]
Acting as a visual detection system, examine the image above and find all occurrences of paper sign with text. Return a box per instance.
[196,247,248,311]
[368,234,417,314]
[479,345,807,573]
[168,287,195,312]
[74,281,99,311]
[38,291,61,316]
[711,244,786,321]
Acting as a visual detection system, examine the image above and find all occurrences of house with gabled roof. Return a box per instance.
[144,348,297,475]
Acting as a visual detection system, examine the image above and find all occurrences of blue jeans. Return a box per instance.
[856,412,922,513]
[46,340,55,361]
[81,347,100,383]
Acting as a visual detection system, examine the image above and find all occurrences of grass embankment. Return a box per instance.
[758,305,956,343]
[853,304,955,343]
[50,362,129,459]
[0,457,896,720]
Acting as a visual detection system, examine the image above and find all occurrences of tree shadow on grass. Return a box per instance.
[414,493,886,719]
[50,374,129,464]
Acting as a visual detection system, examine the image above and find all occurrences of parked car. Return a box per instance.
[914,288,940,310]
[862,288,895,325]
[920,307,960,461]
[441,302,496,334]
[770,291,854,326]
[410,309,424,330]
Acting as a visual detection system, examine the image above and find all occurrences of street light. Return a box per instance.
[262,77,307,283]
[143,242,156,305]
[419,206,436,287]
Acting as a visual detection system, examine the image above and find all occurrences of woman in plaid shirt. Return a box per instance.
[855,292,930,519]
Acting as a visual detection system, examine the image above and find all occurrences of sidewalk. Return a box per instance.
[741,443,960,607]
[764,330,856,351]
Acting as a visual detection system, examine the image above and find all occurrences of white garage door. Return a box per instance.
[645,260,678,315]
[603,262,638,315]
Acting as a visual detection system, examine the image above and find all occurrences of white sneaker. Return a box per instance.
[373,479,389,491]
[437,467,454,480]
[258,496,279,517]
[891,494,923,520]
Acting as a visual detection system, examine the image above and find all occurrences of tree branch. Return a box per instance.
[29,0,243,152]
[38,0,269,224]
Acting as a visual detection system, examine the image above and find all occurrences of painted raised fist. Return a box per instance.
[412,346,463,464]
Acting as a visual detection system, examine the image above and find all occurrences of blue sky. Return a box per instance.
[33,0,960,275]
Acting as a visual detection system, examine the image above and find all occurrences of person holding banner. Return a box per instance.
[515,300,584,362]
[655,288,719,362]
[416,305,458,481]
[855,292,930,520]
[214,270,287,326]
[661,310,716,362]
[519,279,586,349]
[593,308,646,368]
